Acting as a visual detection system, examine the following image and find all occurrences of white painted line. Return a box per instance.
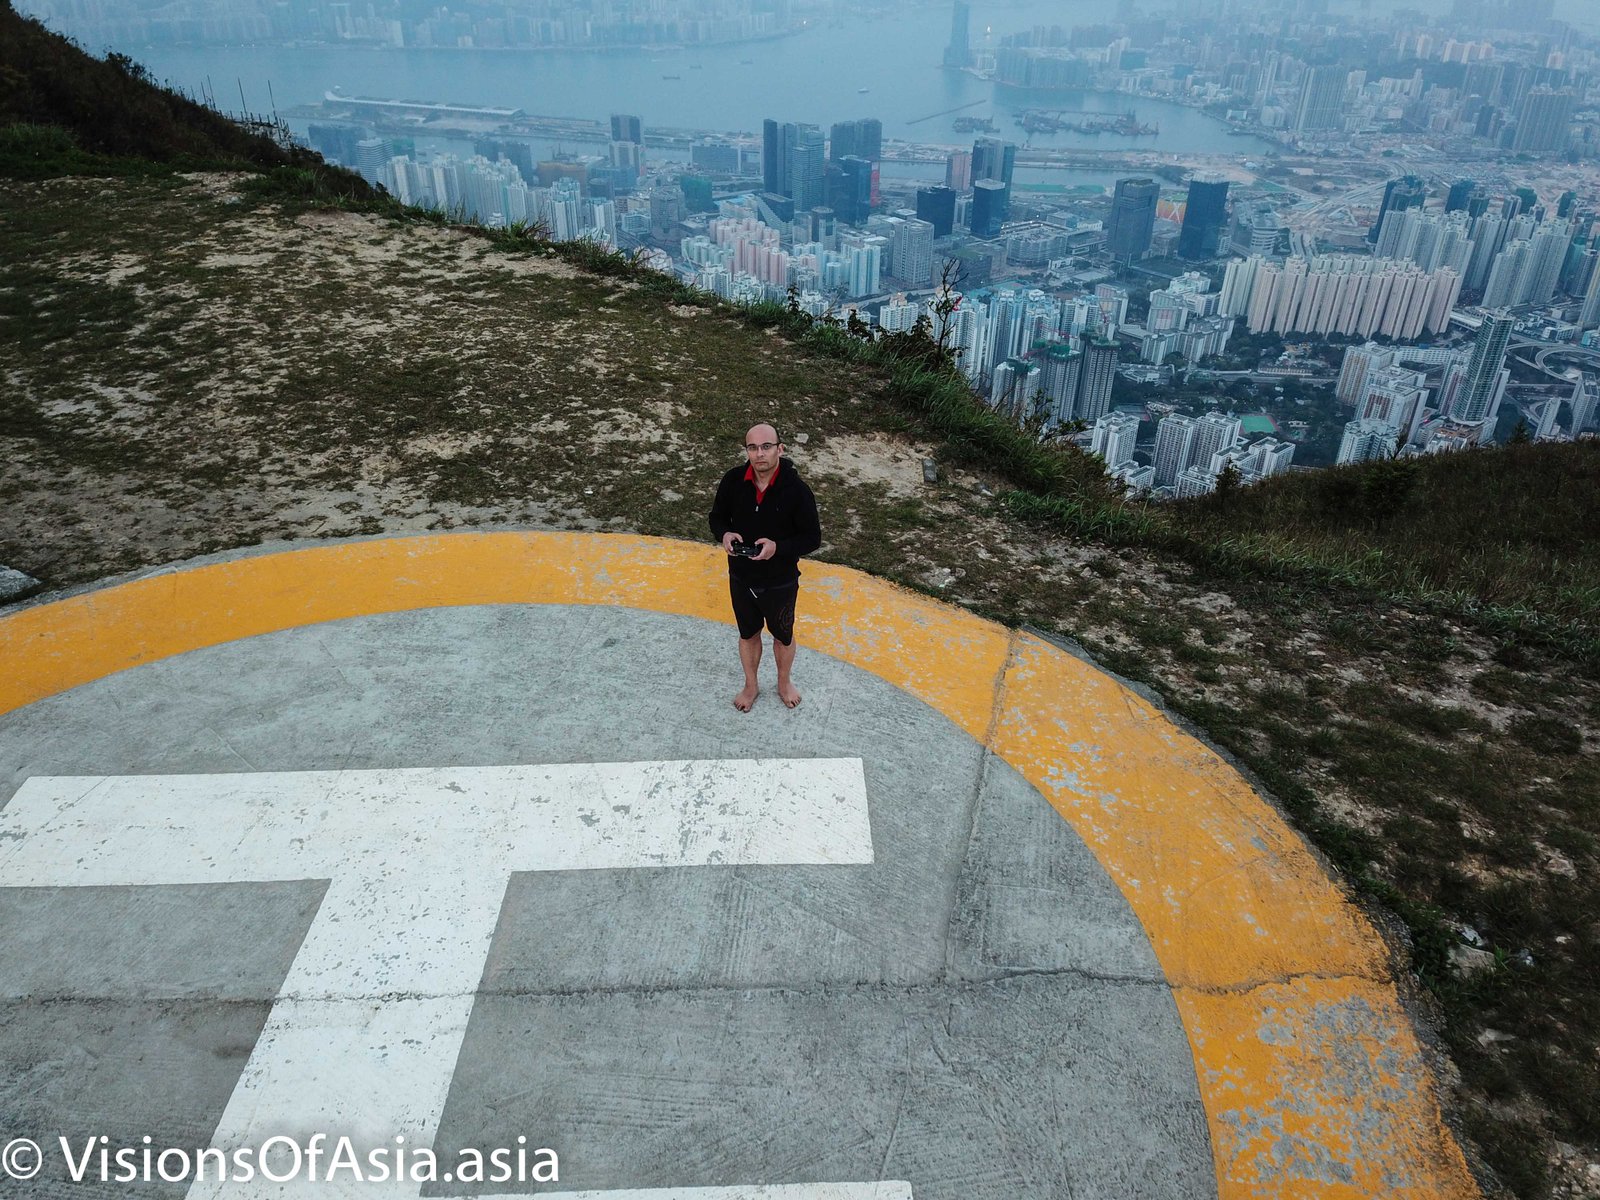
[0,760,899,1199]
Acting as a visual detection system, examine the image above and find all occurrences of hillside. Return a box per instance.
[2,15,1600,1198]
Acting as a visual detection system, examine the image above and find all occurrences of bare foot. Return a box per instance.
[777,680,802,709]
[733,683,759,712]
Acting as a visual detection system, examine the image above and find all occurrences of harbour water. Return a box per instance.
[120,0,1280,159]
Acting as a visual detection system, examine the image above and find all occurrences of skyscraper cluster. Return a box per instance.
[1152,412,1294,497]
[379,153,616,244]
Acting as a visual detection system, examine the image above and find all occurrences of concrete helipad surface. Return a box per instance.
[0,533,1478,1199]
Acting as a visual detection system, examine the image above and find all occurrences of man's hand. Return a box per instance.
[721,532,744,555]
[753,538,777,561]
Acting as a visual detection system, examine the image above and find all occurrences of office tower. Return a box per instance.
[945,150,972,192]
[1107,178,1159,261]
[830,119,882,163]
[808,206,836,243]
[1446,178,1478,213]
[1178,174,1230,260]
[610,114,642,144]
[972,138,1016,187]
[604,118,643,186]
[762,119,794,197]
[786,125,825,210]
[1090,412,1140,465]
[1368,175,1426,243]
[1076,338,1118,423]
[826,155,873,225]
[971,179,1010,238]
[1153,414,1198,487]
[1512,87,1574,153]
[1451,311,1515,425]
[944,0,972,69]
[1040,342,1083,429]
[1338,418,1400,465]
[1294,65,1348,132]
[1558,190,1578,219]
[916,185,957,238]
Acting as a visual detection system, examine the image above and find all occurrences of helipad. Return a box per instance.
[0,533,1478,1198]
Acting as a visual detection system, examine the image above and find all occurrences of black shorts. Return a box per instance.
[729,577,798,645]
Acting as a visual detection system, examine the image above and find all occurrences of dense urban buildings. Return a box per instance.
[277,0,1600,491]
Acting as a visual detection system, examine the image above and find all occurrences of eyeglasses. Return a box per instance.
[744,442,779,452]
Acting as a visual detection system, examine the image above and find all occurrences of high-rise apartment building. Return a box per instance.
[1512,87,1574,153]
[1040,342,1083,430]
[1368,175,1426,243]
[1227,254,1461,340]
[1153,414,1198,487]
[1337,418,1400,465]
[1076,338,1118,423]
[1294,65,1348,132]
[1451,311,1515,425]
[1107,178,1159,261]
[1375,209,1475,276]
[1178,175,1230,260]
[1090,412,1140,466]
[890,216,935,285]
[1580,260,1600,328]
[1189,412,1243,474]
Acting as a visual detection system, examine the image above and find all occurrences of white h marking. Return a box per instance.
[1,760,908,1198]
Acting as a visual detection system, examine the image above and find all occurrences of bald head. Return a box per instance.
[743,423,782,475]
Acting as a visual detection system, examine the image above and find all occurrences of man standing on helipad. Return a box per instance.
[709,422,821,712]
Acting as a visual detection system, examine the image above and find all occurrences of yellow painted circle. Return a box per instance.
[0,532,1478,1198]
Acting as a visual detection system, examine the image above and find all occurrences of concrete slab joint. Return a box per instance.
[0,531,1480,1200]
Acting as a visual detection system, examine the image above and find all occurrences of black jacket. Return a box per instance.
[708,458,821,585]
